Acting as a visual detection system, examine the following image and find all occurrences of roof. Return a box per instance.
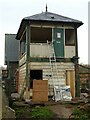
[24,12,82,23]
[16,11,83,39]
[5,34,20,63]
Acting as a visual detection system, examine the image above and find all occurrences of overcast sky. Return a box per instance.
[0,0,89,66]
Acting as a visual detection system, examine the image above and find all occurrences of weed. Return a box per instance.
[72,108,89,120]
[12,104,54,119]
[31,106,54,119]
[14,106,31,118]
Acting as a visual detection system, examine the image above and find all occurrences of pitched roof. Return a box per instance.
[16,11,83,39]
[24,12,82,23]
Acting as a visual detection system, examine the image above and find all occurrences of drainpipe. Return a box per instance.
[26,24,30,93]
[74,27,80,97]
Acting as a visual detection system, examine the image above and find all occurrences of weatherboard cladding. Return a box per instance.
[16,11,83,40]
[18,62,75,96]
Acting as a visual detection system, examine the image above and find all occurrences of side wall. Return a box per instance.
[29,62,75,97]
[18,62,75,97]
[18,64,26,94]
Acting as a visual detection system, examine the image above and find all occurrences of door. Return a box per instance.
[53,28,64,57]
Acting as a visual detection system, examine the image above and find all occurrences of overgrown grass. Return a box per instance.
[31,106,54,119]
[72,107,90,120]
[12,104,54,119]
[14,106,31,118]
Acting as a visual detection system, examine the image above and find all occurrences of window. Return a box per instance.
[20,31,26,56]
[65,29,75,45]
[57,32,61,38]
[31,27,52,43]
[20,41,26,54]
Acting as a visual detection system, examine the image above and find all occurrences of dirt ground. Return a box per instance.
[49,103,74,118]
[29,100,77,119]
[2,89,15,119]
[4,98,90,119]
[11,100,76,119]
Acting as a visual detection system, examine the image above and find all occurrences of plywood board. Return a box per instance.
[33,80,48,91]
[32,91,48,102]
[70,71,75,97]
[66,70,75,97]
[32,80,48,102]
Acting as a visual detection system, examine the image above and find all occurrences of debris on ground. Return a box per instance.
[11,93,20,101]
[52,85,72,102]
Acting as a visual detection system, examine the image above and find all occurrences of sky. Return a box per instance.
[88,1,90,65]
[0,0,89,66]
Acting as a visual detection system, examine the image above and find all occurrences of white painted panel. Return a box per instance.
[30,43,53,57]
[65,46,75,58]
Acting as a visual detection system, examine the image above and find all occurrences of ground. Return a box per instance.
[49,104,74,118]
[1,89,90,119]
[1,87,15,119]
[11,100,77,119]
[0,84,2,119]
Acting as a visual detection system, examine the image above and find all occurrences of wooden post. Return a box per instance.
[66,71,70,85]
[26,24,30,99]
[74,27,80,97]
[66,70,75,97]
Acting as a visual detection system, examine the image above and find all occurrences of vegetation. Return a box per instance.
[79,64,90,73]
[13,106,31,118]
[12,104,54,119]
[72,107,90,120]
[31,106,54,119]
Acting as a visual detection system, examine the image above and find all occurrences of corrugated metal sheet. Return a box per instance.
[5,34,20,63]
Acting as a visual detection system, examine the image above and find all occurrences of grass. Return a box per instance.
[72,107,90,120]
[31,106,54,119]
[12,104,55,119]
[14,106,31,118]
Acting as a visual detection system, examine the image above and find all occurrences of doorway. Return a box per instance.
[30,70,42,89]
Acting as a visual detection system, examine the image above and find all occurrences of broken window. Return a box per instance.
[20,31,26,56]
[65,29,75,45]
[31,27,52,43]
